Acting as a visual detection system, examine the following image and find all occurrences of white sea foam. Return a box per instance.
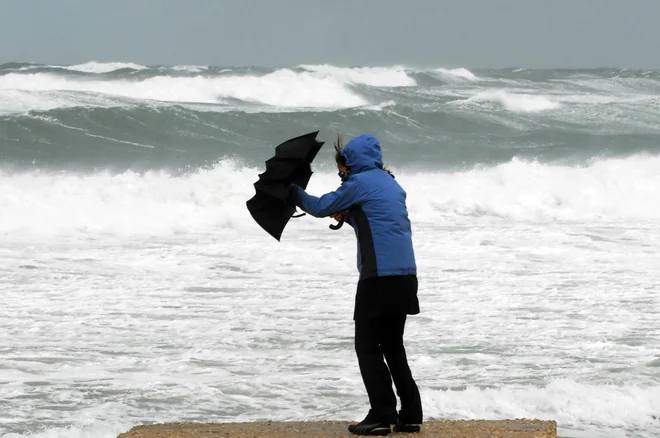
[2,63,658,116]
[423,381,660,437]
[435,67,478,81]
[2,64,660,438]
[1,382,658,437]
[60,61,148,73]
[464,90,561,112]
[0,89,131,115]
[0,161,256,237]
[1,155,659,238]
[1,421,130,438]
[299,64,416,87]
[0,69,366,113]
[1,155,659,438]
[168,65,208,73]
[405,155,660,222]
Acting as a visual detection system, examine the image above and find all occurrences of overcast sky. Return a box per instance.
[1,0,658,68]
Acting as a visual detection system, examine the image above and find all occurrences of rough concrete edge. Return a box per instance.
[117,418,559,438]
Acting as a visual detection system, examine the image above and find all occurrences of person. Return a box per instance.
[288,133,423,436]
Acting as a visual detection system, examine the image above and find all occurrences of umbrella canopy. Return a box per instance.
[246,131,325,240]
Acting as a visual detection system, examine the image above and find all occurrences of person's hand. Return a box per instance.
[331,211,348,222]
[287,184,298,197]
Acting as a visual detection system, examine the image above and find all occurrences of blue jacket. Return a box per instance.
[292,134,417,280]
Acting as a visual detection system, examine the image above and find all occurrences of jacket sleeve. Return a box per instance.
[292,179,360,218]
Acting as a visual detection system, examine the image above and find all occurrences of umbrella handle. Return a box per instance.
[329,220,344,230]
[292,212,306,218]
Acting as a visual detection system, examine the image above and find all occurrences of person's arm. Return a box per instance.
[291,179,360,218]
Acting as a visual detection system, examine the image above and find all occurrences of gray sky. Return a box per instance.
[1,0,659,68]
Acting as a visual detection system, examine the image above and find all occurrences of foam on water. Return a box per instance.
[0,89,134,115]
[1,212,659,437]
[2,382,658,437]
[2,421,130,438]
[1,65,659,125]
[1,231,658,437]
[2,63,660,438]
[0,161,255,237]
[435,67,478,81]
[405,155,660,222]
[59,62,148,73]
[0,69,367,113]
[2,155,659,238]
[424,382,660,437]
[299,64,416,87]
[464,90,562,112]
[168,65,209,73]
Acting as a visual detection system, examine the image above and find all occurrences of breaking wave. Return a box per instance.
[2,154,659,238]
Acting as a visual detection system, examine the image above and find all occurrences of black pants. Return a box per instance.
[354,315,423,425]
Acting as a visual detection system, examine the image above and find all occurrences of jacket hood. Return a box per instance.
[341,134,383,174]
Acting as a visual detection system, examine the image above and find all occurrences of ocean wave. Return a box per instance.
[60,61,148,73]
[2,63,660,173]
[298,64,416,87]
[435,67,479,81]
[405,154,660,222]
[1,63,659,117]
[0,69,367,113]
[168,65,209,73]
[462,90,562,112]
[2,154,659,238]
[423,380,660,438]
[2,380,657,437]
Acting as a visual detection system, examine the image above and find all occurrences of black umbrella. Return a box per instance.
[246,131,325,241]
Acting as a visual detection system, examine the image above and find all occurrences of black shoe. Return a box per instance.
[348,422,391,436]
[393,422,421,433]
[394,409,422,433]
[348,413,392,436]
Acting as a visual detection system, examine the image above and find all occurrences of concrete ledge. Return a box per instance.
[117,419,558,437]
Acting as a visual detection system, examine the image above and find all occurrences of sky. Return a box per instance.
[1,0,659,68]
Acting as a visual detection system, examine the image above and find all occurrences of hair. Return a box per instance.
[334,133,395,178]
[334,133,347,168]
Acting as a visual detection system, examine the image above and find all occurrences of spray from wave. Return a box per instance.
[462,90,562,112]
[0,69,370,112]
[0,64,422,114]
[299,64,416,87]
[60,61,148,73]
[406,155,660,221]
[435,67,479,81]
[423,380,660,438]
[2,154,658,239]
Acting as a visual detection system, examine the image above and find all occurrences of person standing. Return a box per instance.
[289,133,423,436]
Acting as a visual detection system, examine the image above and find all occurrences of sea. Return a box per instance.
[1,62,659,438]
